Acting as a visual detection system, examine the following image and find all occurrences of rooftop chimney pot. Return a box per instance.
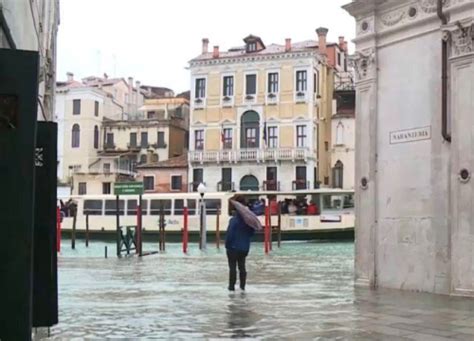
[202,38,209,54]
[285,38,292,52]
[66,72,74,82]
[316,27,329,55]
[213,46,220,58]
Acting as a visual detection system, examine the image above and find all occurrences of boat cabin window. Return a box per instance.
[105,199,125,216]
[83,200,103,215]
[187,199,197,215]
[204,199,221,215]
[174,199,184,215]
[127,199,148,216]
[150,199,172,215]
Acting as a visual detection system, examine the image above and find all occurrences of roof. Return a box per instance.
[191,38,342,62]
[137,154,188,169]
[141,85,175,99]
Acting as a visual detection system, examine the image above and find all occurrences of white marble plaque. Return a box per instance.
[389,126,431,145]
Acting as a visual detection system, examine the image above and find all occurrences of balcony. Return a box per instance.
[295,91,308,103]
[222,96,234,108]
[194,98,205,110]
[266,93,278,105]
[263,180,280,191]
[292,180,310,190]
[76,163,137,177]
[243,94,256,105]
[218,181,235,192]
[189,148,313,164]
[104,143,116,150]
[151,143,168,149]
[127,143,140,151]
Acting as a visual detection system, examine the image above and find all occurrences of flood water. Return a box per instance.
[46,241,474,340]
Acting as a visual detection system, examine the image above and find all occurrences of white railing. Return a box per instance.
[189,148,312,163]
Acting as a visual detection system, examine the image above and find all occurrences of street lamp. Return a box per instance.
[197,183,206,250]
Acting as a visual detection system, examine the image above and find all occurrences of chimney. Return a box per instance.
[202,38,209,54]
[213,46,220,58]
[316,27,329,55]
[285,38,292,52]
[135,80,141,108]
[338,36,346,52]
[66,72,74,82]
[103,73,108,80]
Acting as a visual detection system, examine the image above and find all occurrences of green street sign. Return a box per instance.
[114,182,144,195]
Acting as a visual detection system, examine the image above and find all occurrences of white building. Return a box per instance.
[0,0,60,121]
[344,0,474,296]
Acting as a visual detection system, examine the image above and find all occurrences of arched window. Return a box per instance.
[240,110,260,148]
[139,154,147,164]
[332,160,344,189]
[239,175,259,191]
[93,125,99,149]
[336,122,344,145]
[71,124,80,148]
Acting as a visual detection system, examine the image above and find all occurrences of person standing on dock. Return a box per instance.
[226,195,257,291]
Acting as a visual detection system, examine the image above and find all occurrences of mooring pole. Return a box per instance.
[216,207,220,249]
[183,207,188,253]
[105,246,108,259]
[277,202,282,248]
[264,206,269,254]
[56,206,61,252]
[137,195,143,256]
[71,208,77,250]
[85,213,89,247]
[269,203,273,251]
[116,195,120,257]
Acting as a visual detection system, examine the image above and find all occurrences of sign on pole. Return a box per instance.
[114,182,144,196]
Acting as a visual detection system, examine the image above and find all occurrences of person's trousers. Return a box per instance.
[226,249,248,290]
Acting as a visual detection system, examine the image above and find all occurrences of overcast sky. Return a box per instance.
[57,0,355,93]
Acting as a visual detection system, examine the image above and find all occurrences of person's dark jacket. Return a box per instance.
[225,213,255,252]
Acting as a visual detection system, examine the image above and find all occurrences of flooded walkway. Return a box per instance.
[47,241,474,340]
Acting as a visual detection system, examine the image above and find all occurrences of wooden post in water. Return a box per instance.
[116,195,120,257]
[56,206,61,252]
[71,208,77,250]
[264,207,269,254]
[105,246,108,259]
[137,195,143,256]
[216,207,220,249]
[183,207,188,254]
[85,213,89,247]
[277,202,282,248]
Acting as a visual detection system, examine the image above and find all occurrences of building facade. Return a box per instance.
[136,154,188,193]
[188,29,349,193]
[56,74,189,195]
[344,0,474,296]
[1,0,60,122]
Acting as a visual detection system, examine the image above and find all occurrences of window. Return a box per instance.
[174,199,184,215]
[129,132,137,147]
[150,199,171,215]
[337,52,342,67]
[267,72,279,93]
[139,155,147,164]
[204,199,222,215]
[144,176,154,191]
[314,167,319,188]
[195,130,204,150]
[105,199,124,216]
[93,125,99,149]
[333,161,344,189]
[192,169,203,191]
[296,125,307,147]
[141,132,148,148]
[127,199,148,216]
[171,175,182,191]
[268,127,278,148]
[71,124,80,148]
[102,182,111,194]
[223,128,232,149]
[324,176,329,185]
[223,76,234,97]
[157,131,166,148]
[105,133,114,148]
[247,42,257,52]
[266,167,277,190]
[195,78,206,99]
[73,99,81,115]
[103,163,111,174]
[325,141,329,151]
[336,122,344,145]
[296,70,307,92]
[314,71,319,94]
[245,128,257,148]
[147,111,156,119]
[78,182,87,195]
[295,166,307,190]
[221,168,232,191]
[187,199,197,215]
[344,56,348,72]
[94,101,99,116]
[245,74,257,95]
[83,200,102,216]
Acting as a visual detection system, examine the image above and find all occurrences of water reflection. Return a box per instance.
[226,293,261,338]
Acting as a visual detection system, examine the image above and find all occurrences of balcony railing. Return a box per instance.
[292,180,310,190]
[263,180,280,191]
[217,181,235,192]
[194,98,205,110]
[75,163,137,177]
[295,91,308,103]
[189,148,313,164]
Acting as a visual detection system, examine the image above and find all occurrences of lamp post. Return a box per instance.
[198,183,206,250]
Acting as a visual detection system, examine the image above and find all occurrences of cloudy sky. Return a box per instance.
[57,0,355,93]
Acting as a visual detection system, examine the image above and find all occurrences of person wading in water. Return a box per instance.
[225,195,256,291]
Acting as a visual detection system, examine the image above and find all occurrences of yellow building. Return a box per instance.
[188,28,348,192]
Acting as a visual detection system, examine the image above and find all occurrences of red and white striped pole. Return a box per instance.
[183,207,188,253]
